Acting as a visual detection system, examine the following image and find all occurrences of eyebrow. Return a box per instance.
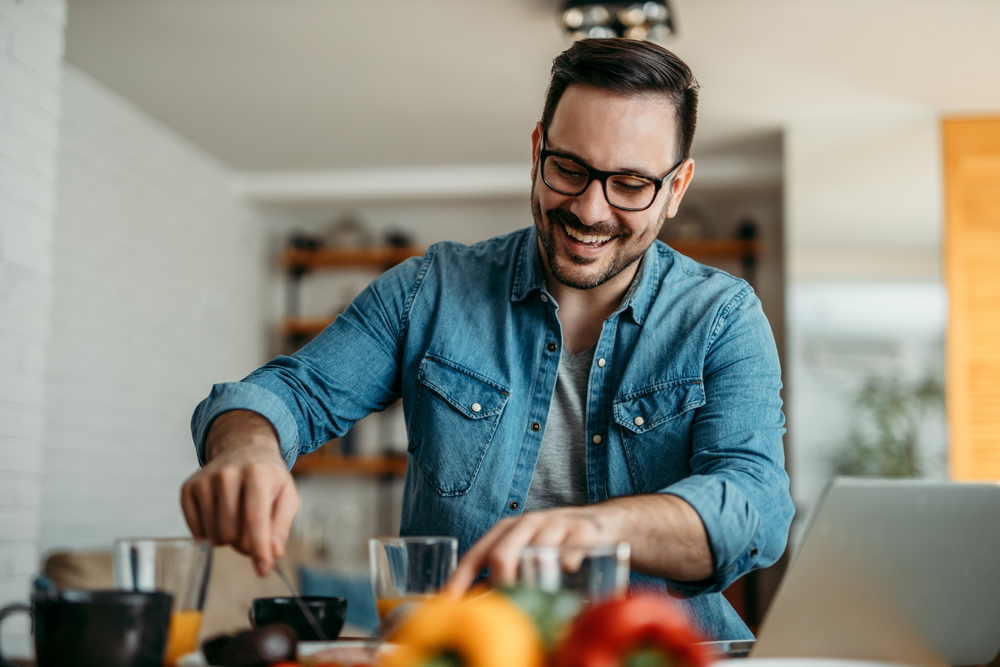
[546,144,660,181]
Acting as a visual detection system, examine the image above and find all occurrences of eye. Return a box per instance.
[610,176,653,192]
[552,158,587,178]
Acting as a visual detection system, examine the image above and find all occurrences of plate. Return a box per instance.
[177,640,386,666]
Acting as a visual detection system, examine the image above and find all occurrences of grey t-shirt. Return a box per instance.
[523,344,595,510]
[523,260,644,512]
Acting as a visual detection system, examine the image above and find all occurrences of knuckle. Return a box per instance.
[244,461,272,479]
[214,466,239,490]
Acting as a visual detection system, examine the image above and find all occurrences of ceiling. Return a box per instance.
[65,0,1000,173]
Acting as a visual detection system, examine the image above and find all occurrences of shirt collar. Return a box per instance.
[512,226,659,325]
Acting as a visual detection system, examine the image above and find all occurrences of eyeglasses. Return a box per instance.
[539,138,684,212]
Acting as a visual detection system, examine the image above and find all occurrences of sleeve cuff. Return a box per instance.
[190,381,301,470]
[661,475,763,594]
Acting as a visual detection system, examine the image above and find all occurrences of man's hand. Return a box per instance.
[180,410,300,576]
[443,494,713,596]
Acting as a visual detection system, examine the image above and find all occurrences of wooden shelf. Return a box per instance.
[282,246,425,270]
[665,237,760,259]
[292,453,407,477]
[283,317,335,338]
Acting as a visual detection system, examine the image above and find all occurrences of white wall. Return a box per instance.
[0,0,65,655]
[783,114,946,541]
[37,64,266,553]
[785,113,942,281]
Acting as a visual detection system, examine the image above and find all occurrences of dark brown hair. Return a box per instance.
[541,38,699,161]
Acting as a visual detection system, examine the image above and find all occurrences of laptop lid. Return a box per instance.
[751,478,1000,666]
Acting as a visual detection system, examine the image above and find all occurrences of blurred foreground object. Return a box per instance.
[381,592,545,667]
[554,595,710,667]
[519,543,630,605]
[200,623,297,667]
[114,538,213,667]
[560,2,675,42]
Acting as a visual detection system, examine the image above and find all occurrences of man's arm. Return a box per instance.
[180,410,300,576]
[445,493,711,594]
[181,255,427,574]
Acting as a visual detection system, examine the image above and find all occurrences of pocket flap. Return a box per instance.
[418,356,509,419]
[613,380,705,434]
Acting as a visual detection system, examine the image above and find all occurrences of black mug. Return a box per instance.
[250,596,347,641]
[0,589,173,667]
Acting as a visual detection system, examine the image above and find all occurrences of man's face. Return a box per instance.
[530,85,693,291]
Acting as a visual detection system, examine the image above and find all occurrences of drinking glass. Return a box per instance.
[369,536,457,623]
[519,542,631,605]
[114,538,212,667]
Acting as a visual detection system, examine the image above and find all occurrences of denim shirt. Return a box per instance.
[191,226,793,640]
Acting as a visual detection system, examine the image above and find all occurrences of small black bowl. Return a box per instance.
[249,597,347,641]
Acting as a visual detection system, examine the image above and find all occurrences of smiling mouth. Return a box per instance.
[563,224,613,247]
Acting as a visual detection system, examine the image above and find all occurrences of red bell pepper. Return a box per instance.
[553,595,712,667]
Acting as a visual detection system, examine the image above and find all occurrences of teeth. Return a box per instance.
[564,225,611,244]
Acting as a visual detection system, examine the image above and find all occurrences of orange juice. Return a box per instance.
[376,595,431,621]
[164,609,203,666]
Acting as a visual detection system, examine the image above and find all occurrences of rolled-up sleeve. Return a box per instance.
[191,381,301,468]
[190,254,429,469]
[662,286,794,595]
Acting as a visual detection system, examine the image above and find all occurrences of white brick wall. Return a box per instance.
[0,0,65,655]
[38,64,265,554]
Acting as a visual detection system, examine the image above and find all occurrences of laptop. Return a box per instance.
[749,478,1000,666]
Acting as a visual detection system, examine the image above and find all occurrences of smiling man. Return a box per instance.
[181,39,793,640]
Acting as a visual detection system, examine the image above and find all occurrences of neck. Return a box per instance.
[538,242,642,354]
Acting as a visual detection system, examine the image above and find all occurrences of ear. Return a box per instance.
[664,158,695,218]
[531,122,543,173]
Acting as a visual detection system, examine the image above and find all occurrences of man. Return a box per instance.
[181,38,793,640]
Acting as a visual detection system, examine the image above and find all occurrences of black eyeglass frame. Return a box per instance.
[538,137,685,212]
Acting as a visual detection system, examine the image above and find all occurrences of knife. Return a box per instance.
[274,559,329,642]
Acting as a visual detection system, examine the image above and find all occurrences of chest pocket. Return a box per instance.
[613,379,705,494]
[408,355,510,496]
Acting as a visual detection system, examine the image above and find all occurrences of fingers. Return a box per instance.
[484,517,548,587]
[180,479,204,539]
[242,466,276,575]
[188,476,219,544]
[213,467,243,546]
[270,481,301,560]
[444,519,518,596]
[446,507,618,594]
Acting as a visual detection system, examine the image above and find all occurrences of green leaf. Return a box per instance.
[625,648,674,667]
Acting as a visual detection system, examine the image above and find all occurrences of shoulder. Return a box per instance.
[650,240,754,312]
[425,228,530,266]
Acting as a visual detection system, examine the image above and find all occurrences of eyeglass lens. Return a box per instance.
[542,154,657,210]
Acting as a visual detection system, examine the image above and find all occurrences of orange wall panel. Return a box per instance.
[944,118,1000,480]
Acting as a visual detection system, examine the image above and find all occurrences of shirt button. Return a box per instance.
[540,295,548,303]
[471,403,482,413]
[510,501,519,511]
[531,422,541,431]
[750,547,758,558]
[598,358,606,367]
[547,343,557,352]
[633,416,645,426]
[593,435,602,444]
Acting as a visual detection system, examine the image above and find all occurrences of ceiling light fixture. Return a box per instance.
[561,1,675,43]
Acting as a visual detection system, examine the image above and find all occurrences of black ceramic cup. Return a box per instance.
[250,596,347,641]
[0,589,173,667]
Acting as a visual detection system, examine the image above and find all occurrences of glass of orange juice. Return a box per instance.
[369,536,457,630]
[113,538,213,666]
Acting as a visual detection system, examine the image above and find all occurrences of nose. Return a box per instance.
[569,178,614,226]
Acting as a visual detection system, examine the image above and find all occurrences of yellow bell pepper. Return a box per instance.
[380,592,545,667]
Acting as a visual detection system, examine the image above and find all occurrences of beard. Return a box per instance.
[530,179,669,291]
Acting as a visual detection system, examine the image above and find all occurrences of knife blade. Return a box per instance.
[274,559,328,642]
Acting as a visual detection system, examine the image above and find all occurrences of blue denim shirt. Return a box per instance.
[192,227,793,640]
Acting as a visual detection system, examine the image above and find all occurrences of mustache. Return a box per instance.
[546,208,625,239]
